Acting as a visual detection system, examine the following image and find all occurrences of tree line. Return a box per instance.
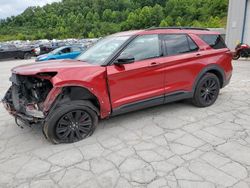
[0,0,228,41]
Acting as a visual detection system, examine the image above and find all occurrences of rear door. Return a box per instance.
[160,34,201,96]
[107,34,166,111]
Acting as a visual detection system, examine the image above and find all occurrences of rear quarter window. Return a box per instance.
[161,34,199,56]
[199,34,227,49]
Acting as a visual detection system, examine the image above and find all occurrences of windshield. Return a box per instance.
[77,36,131,65]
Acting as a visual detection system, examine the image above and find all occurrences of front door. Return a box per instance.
[107,34,166,113]
[57,47,72,59]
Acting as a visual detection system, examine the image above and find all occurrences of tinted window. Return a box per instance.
[0,46,10,51]
[0,45,16,51]
[119,35,160,61]
[162,35,198,56]
[61,47,71,53]
[199,34,227,49]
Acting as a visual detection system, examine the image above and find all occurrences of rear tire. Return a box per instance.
[23,53,32,59]
[192,73,220,107]
[233,54,240,60]
[43,100,98,144]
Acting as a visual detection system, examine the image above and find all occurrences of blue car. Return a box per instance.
[36,46,85,62]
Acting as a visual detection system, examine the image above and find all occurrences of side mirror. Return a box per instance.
[114,54,135,65]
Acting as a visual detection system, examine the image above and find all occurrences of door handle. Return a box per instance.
[149,62,160,67]
[196,53,201,57]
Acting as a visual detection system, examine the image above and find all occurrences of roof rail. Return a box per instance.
[146,27,209,31]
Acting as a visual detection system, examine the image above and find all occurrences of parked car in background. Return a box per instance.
[34,44,65,56]
[0,44,35,60]
[0,38,98,57]
[36,46,85,62]
[34,45,54,56]
[2,27,233,144]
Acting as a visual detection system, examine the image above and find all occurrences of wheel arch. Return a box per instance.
[193,65,226,92]
[47,86,102,117]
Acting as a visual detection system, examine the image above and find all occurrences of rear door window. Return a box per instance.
[199,34,227,49]
[161,34,199,56]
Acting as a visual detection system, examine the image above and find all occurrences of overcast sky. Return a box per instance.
[0,0,61,19]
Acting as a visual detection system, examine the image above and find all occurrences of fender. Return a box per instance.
[192,64,226,94]
[44,81,111,119]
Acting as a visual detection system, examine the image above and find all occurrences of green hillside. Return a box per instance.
[0,0,228,41]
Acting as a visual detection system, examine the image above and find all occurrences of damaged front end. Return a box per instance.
[2,73,54,127]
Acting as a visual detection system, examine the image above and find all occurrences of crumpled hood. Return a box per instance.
[12,59,93,75]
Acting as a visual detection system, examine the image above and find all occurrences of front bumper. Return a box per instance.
[2,87,45,126]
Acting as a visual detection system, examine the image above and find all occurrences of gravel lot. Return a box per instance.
[0,59,250,188]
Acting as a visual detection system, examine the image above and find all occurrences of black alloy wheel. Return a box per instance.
[56,110,92,142]
[199,78,219,105]
[192,73,220,107]
[43,100,98,144]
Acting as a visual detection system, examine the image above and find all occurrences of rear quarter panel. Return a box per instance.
[161,49,232,93]
[189,34,233,89]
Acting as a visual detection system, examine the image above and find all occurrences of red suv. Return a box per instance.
[2,28,233,144]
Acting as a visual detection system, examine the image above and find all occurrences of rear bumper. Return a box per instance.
[223,73,232,88]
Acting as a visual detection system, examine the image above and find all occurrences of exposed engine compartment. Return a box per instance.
[3,74,53,120]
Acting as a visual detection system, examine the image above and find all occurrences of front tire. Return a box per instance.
[192,73,220,107]
[43,100,98,144]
